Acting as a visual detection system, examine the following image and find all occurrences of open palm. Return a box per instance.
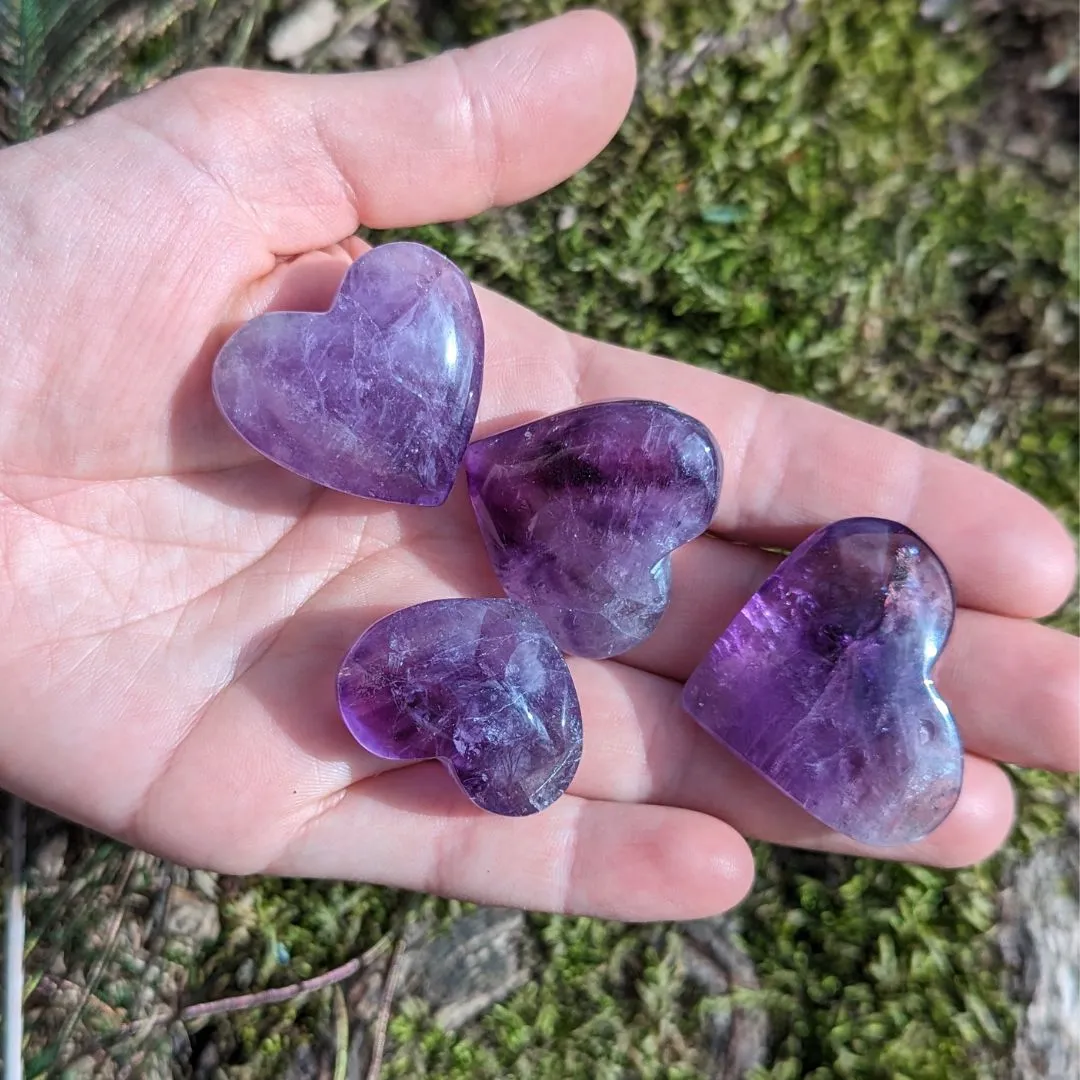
[1,13,1075,921]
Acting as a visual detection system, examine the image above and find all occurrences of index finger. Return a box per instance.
[474,289,1076,620]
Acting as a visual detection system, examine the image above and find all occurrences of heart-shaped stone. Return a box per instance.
[212,242,483,506]
[464,401,721,659]
[682,517,963,846]
[337,598,583,816]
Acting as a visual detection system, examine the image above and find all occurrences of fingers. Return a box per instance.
[720,392,1077,619]
[570,337,1075,619]
[470,287,1076,619]
[127,519,1066,902]
[274,765,754,921]
[117,11,636,253]
[622,533,1080,774]
[564,659,1017,868]
[239,254,1074,627]
[934,610,1080,772]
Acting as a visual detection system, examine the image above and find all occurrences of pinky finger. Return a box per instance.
[273,762,755,921]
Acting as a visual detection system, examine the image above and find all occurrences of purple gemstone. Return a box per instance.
[464,401,721,659]
[682,518,963,846]
[212,242,483,506]
[337,599,583,816]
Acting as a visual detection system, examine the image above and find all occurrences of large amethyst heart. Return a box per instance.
[682,518,963,846]
[464,401,721,659]
[337,598,583,816]
[212,242,483,506]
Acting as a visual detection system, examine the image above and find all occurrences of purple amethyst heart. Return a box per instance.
[212,242,483,506]
[337,598,583,816]
[464,401,721,659]
[682,518,963,846]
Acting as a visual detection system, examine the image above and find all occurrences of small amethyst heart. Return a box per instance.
[337,598,583,816]
[464,401,721,659]
[682,517,963,846]
[212,242,483,506]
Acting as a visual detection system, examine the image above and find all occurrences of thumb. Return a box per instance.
[113,10,637,254]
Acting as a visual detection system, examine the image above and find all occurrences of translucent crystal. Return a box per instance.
[465,401,721,658]
[337,599,583,816]
[683,518,963,846]
[213,242,483,506]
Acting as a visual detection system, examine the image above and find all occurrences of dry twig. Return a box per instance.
[103,932,394,1045]
[180,941,388,1023]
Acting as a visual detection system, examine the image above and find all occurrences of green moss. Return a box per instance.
[384,919,712,1079]
[377,0,1076,506]
[738,851,1011,1079]
[185,882,469,1072]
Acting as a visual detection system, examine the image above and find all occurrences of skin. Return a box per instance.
[0,12,1076,922]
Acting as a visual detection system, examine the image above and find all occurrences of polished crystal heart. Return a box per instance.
[337,598,583,816]
[464,401,721,659]
[212,242,483,506]
[682,518,963,846]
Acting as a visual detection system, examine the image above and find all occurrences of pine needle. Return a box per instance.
[0,0,262,144]
[3,796,25,1080]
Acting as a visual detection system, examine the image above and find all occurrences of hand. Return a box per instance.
[0,12,1075,922]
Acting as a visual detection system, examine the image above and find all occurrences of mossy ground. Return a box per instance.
[15,0,1080,1077]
